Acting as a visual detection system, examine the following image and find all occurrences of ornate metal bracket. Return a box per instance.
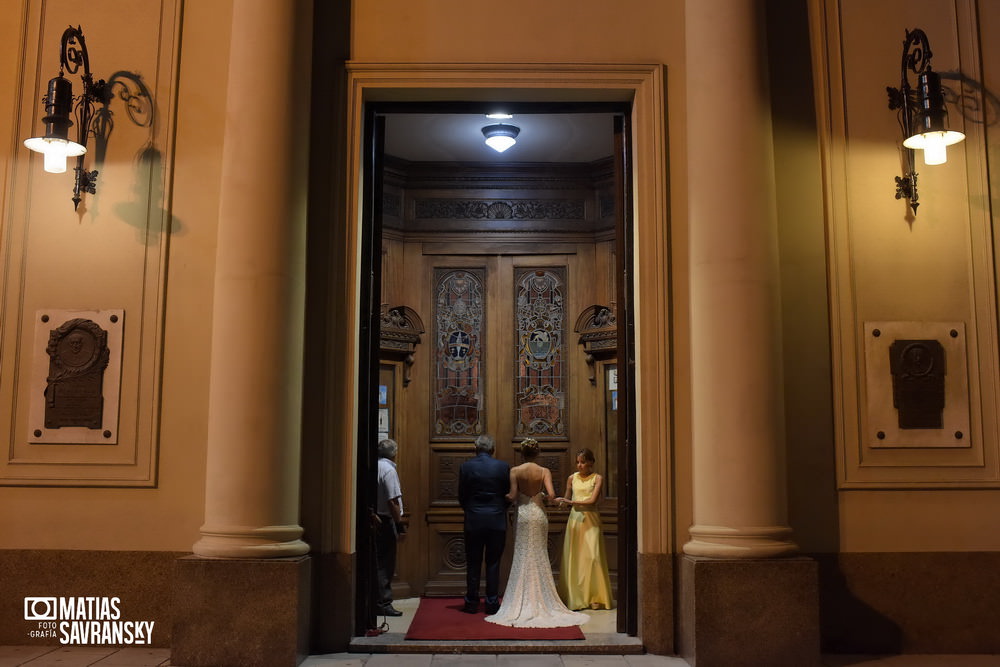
[59,26,112,210]
[379,305,425,386]
[574,305,618,385]
[886,28,933,215]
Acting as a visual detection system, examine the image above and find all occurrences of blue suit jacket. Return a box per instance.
[458,452,510,532]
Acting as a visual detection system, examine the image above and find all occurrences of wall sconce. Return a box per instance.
[24,26,110,210]
[886,28,965,215]
[482,123,520,153]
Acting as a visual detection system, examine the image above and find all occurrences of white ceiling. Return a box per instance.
[383,113,616,163]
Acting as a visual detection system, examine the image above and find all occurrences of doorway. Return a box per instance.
[356,102,639,638]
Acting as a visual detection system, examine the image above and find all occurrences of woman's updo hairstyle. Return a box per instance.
[520,438,540,459]
[576,447,596,464]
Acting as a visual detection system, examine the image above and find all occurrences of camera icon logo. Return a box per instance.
[24,597,57,621]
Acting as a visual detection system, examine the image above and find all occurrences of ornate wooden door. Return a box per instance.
[387,247,619,597]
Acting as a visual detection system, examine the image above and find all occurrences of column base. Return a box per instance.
[679,555,820,667]
[172,555,311,667]
[193,524,310,558]
[684,524,799,558]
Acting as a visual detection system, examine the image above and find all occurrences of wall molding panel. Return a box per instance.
[0,0,182,486]
[813,0,1000,487]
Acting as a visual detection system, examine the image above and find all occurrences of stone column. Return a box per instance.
[193,0,310,560]
[174,1,312,665]
[684,0,797,560]
[680,3,819,665]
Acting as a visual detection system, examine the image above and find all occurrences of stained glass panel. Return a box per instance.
[515,268,567,437]
[433,269,485,438]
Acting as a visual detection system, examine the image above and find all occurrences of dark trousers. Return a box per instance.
[375,514,397,609]
[464,528,506,606]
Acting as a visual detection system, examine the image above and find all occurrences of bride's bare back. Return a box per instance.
[508,462,555,501]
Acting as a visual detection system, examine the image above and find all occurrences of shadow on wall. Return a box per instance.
[765,0,841,554]
[941,71,1000,130]
[817,552,1000,654]
[80,69,184,239]
[816,554,903,655]
[114,144,184,245]
[942,71,1000,218]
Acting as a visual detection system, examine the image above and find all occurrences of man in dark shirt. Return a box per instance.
[458,434,510,614]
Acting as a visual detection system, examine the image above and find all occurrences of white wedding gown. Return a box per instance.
[485,492,588,628]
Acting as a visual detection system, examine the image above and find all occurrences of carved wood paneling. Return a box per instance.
[379,305,424,386]
[433,453,472,503]
[415,198,585,221]
[538,453,566,497]
[381,156,615,238]
[575,304,618,385]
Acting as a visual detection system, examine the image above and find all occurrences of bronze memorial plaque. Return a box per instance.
[43,318,110,429]
[889,339,945,429]
[28,310,124,445]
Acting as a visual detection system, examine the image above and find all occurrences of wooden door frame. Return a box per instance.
[336,64,673,644]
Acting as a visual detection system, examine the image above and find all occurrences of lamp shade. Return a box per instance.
[482,124,520,153]
[24,137,88,173]
[902,70,965,165]
[23,75,87,173]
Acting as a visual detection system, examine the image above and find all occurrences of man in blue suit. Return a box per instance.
[458,434,510,614]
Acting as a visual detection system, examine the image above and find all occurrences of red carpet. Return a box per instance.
[404,597,585,640]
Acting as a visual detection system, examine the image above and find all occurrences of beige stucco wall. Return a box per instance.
[0,0,232,551]
[0,0,997,558]
[812,0,1000,551]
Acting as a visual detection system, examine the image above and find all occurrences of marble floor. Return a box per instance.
[2,597,998,666]
[3,646,1000,666]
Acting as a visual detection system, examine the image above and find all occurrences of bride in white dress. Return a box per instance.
[485,439,588,628]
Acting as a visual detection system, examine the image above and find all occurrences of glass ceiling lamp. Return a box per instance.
[886,28,965,215]
[24,25,110,210]
[482,123,520,153]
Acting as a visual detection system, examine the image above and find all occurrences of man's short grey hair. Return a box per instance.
[474,434,495,454]
[378,438,398,459]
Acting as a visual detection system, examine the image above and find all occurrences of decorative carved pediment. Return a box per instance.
[574,304,617,384]
[380,305,425,386]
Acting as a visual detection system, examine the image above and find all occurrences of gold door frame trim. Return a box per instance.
[334,63,673,556]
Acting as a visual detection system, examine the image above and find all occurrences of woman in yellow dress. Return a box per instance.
[555,448,614,610]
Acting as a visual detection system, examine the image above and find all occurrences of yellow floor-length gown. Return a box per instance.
[558,472,614,610]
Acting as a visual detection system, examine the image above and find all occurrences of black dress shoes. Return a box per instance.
[460,602,479,614]
[484,602,500,615]
[378,604,403,617]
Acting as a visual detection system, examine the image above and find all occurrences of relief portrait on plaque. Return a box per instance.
[44,318,110,429]
[889,338,946,429]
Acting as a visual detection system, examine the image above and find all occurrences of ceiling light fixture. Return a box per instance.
[886,28,965,214]
[482,123,520,153]
[24,25,111,210]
